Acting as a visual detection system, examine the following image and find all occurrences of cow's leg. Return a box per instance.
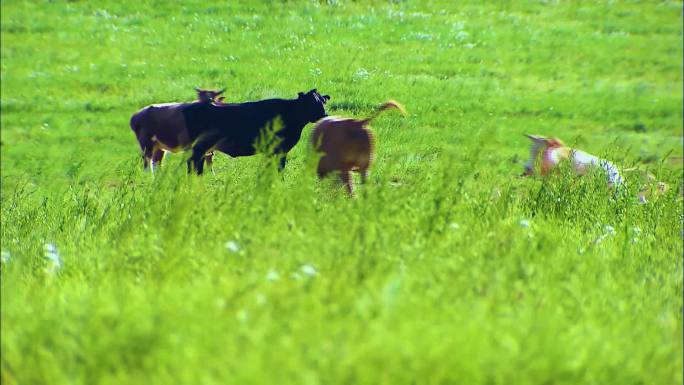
[316,156,336,180]
[360,167,369,184]
[151,148,165,171]
[187,150,206,175]
[142,152,151,170]
[317,167,330,180]
[205,151,215,175]
[136,132,156,171]
[340,170,354,196]
[188,134,220,175]
[143,146,155,172]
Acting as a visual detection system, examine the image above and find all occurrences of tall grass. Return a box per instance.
[1,0,682,384]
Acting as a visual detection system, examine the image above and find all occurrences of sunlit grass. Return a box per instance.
[1,1,682,384]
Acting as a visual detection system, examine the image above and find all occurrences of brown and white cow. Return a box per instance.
[129,87,225,172]
[311,100,406,195]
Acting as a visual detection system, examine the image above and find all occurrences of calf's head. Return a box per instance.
[194,87,225,103]
[297,89,330,123]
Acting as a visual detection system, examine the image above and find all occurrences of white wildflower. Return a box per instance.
[519,219,531,228]
[265,269,280,282]
[603,225,616,236]
[353,68,369,81]
[455,31,470,42]
[225,241,240,253]
[44,243,62,274]
[631,226,642,243]
[1,250,10,264]
[593,234,608,245]
[300,263,317,277]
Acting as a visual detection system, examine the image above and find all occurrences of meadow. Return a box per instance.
[1,1,683,384]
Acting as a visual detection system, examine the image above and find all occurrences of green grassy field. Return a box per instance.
[1,1,682,384]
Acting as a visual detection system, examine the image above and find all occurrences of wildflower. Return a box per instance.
[631,226,642,243]
[519,219,531,228]
[225,241,240,253]
[300,263,317,277]
[603,225,616,236]
[455,31,470,42]
[449,223,460,230]
[265,269,280,282]
[44,243,62,274]
[1,251,10,264]
[353,68,369,81]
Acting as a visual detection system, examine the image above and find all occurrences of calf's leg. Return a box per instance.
[360,167,369,184]
[340,170,354,196]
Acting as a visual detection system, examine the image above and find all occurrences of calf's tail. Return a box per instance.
[362,100,407,124]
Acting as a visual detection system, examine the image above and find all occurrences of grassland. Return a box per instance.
[1,1,682,384]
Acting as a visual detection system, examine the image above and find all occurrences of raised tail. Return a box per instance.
[361,100,407,124]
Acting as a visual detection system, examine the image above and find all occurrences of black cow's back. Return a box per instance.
[182,98,305,156]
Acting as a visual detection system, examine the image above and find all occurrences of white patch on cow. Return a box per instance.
[318,116,347,123]
[151,102,180,108]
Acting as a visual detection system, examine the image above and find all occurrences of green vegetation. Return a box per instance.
[1,1,682,384]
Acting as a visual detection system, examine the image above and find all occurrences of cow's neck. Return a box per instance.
[280,101,310,133]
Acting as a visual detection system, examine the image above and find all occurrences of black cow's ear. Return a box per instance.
[322,95,330,101]
[298,92,305,98]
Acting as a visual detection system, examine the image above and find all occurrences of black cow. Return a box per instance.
[182,89,330,174]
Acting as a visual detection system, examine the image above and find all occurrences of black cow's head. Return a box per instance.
[298,89,330,123]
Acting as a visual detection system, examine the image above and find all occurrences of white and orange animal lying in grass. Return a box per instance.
[522,134,669,202]
[522,134,624,187]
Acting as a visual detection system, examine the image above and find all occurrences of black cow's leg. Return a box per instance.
[187,150,206,175]
[151,148,165,171]
[141,142,154,171]
[205,152,215,175]
[188,134,220,175]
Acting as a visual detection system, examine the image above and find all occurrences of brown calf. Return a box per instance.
[130,87,225,172]
[311,100,406,195]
